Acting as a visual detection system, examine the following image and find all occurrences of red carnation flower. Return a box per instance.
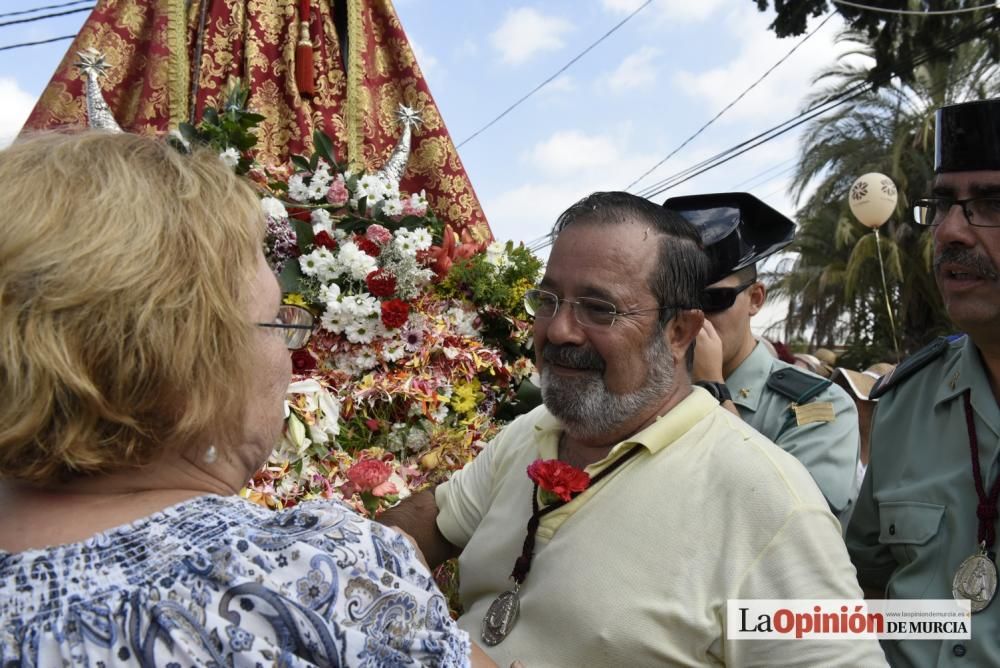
[527,459,591,504]
[381,299,410,329]
[365,269,397,298]
[291,349,316,372]
[313,230,337,250]
[354,235,381,257]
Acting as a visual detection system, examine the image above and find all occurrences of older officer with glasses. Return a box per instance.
[381,191,887,667]
[847,98,1000,666]
[665,193,862,527]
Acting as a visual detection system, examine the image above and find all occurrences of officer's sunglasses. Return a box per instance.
[701,280,755,313]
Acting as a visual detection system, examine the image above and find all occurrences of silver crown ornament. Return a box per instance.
[74,48,123,132]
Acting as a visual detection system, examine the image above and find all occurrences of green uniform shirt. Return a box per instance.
[726,342,861,517]
[847,335,1000,666]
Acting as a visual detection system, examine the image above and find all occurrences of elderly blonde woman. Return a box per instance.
[0,132,497,667]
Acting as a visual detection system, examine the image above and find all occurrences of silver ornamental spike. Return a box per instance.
[74,48,123,132]
[373,103,423,188]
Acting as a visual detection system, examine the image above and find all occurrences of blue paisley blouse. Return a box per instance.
[0,495,470,666]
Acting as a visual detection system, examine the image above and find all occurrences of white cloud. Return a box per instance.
[409,39,440,83]
[543,75,576,94]
[603,46,659,92]
[485,126,665,247]
[490,8,573,65]
[602,0,727,24]
[527,130,619,175]
[674,7,849,123]
[0,78,35,148]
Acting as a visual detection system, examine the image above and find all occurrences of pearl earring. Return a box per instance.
[203,445,218,464]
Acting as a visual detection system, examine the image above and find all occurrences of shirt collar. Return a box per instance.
[725,341,772,412]
[531,388,718,462]
[934,335,1000,437]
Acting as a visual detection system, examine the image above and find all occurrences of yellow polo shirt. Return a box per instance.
[436,388,887,667]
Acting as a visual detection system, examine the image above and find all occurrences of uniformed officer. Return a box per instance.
[846,98,1000,665]
[665,193,862,523]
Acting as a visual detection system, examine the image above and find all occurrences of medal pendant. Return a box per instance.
[481,587,520,646]
[952,547,998,613]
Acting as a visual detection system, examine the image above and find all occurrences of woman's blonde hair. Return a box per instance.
[0,131,266,483]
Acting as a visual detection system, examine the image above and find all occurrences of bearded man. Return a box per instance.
[382,191,886,666]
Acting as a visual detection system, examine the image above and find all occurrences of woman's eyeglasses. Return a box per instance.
[257,304,315,350]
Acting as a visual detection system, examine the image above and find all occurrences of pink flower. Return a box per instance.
[365,224,392,246]
[401,199,427,217]
[326,175,349,207]
[345,458,398,497]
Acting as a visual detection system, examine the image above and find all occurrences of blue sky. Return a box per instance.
[0,1,855,334]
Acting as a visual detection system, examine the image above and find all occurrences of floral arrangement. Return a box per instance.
[179,86,544,522]
[527,459,591,505]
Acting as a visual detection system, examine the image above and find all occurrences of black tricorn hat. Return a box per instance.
[663,192,795,285]
[935,98,1000,173]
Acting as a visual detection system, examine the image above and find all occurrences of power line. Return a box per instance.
[0,34,76,52]
[831,0,998,15]
[624,12,836,191]
[0,1,91,20]
[456,1,652,149]
[0,5,93,28]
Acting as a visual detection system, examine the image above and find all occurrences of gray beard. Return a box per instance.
[540,335,675,440]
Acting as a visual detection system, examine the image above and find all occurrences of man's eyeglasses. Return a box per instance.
[912,196,1000,228]
[257,304,315,350]
[523,288,684,328]
[701,280,755,314]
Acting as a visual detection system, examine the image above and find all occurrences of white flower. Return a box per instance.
[311,208,334,234]
[382,196,404,217]
[261,197,288,220]
[355,174,386,204]
[168,129,191,152]
[288,174,311,202]
[345,319,378,344]
[393,227,433,256]
[485,241,508,269]
[299,247,336,279]
[382,340,406,362]
[219,147,240,170]
[353,349,379,371]
[448,306,480,337]
[307,175,330,201]
[318,282,341,306]
[337,241,379,281]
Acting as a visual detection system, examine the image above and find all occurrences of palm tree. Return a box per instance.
[769,28,999,366]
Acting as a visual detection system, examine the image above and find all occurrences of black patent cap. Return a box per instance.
[935,99,1000,173]
[663,192,795,284]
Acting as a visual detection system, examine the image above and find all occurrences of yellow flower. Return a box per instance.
[283,293,309,307]
[450,379,483,415]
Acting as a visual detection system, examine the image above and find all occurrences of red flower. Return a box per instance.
[291,349,316,372]
[365,269,397,298]
[345,458,397,497]
[313,230,337,250]
[527,459,590,503]
[354,235,381,257]
[381,299,410,329]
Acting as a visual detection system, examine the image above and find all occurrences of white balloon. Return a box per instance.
[848,172,898,229]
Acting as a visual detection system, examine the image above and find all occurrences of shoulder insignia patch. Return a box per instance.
[766,367,832,403]
[793,402,835,426]
[869,337,951,400]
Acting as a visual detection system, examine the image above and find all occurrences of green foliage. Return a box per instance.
[174,82,262,175]
[754,0,998,86]
[769,29,998,356]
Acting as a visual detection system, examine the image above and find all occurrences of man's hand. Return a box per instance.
[692,319,725,383]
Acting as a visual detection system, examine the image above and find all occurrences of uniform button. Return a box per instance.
[775,371,785,379]
[954,644,966,657]
[889,524,896,535]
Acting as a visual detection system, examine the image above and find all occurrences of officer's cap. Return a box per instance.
[935,98,1000,173]
[663,192,795,284]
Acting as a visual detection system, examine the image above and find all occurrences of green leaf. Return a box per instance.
[313,130,339,168]
[291,217,315,252]
[278,259,304,293]
[291,154,312,173]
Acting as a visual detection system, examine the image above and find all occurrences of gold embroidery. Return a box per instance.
[792,402,835,426]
